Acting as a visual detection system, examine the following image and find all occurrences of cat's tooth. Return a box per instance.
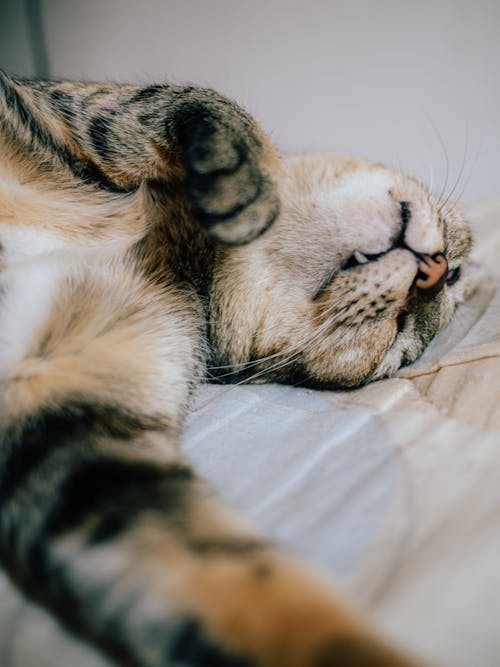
[354,250,369,265]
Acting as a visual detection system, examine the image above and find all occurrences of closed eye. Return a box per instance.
[446,266,461,285]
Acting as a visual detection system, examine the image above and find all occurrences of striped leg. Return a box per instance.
[0,69,281,245]
[0,404,426,667]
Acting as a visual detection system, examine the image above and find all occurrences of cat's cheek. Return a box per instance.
[455,260,483,304]
[303,319,397,388]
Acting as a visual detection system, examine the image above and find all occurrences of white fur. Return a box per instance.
[0,222,136,379]
[320,169,401,254]
[0,257,62,377]
[0,221,68,260]
[404,205,443,254]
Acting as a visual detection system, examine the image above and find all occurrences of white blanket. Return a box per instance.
[1,202,499,667]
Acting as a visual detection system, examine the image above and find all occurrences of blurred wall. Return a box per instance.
[1,0,499,205]
[0,2,35,76]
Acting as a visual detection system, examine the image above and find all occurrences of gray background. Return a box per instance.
[1,0,499,204]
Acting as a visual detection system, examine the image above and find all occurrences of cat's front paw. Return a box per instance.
[175,96,281,244]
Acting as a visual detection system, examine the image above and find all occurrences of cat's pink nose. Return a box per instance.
[415,252,448,294]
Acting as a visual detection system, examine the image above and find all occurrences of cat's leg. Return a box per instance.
[0,70,281,244]
[0,266,426,667]
[0,421,425,667]
[2,413,425,667]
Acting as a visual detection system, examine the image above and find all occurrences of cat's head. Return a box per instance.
[210,153,476,388]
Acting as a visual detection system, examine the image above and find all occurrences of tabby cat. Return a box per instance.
[0,69,474,667]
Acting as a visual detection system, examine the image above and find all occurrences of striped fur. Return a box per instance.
[0,68,472,666]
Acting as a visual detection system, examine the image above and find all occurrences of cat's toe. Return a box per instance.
[177,101,280,244]
[190,166,280,245]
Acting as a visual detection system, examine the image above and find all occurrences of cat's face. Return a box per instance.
[211,154,476,388]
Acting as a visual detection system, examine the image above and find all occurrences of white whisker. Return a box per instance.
[439,122,469,214]
[424,114,450,208]
[206,289,353,378]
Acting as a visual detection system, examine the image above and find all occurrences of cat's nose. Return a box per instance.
[414,252,448,295]
[394,202,448,294]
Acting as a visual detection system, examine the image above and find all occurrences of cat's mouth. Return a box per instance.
[344,247,449,295]
[342,250,383,269]
[315,247,409,302]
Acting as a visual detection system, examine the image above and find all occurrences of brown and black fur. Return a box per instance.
[0,69,442,667]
